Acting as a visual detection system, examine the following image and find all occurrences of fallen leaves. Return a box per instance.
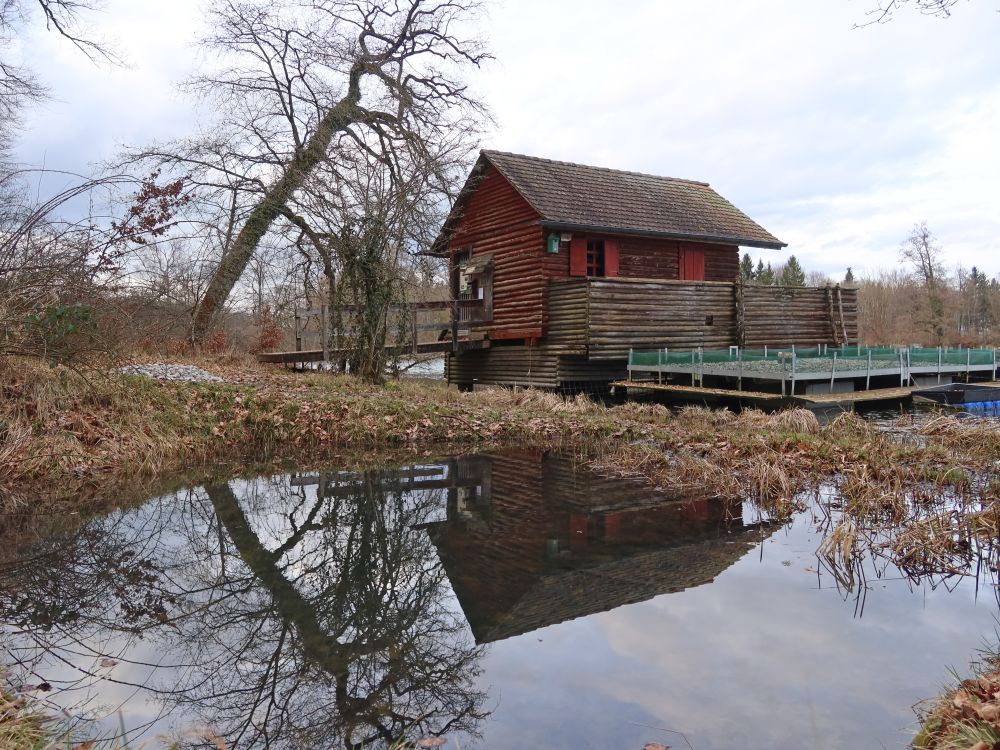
[415,737,446,748]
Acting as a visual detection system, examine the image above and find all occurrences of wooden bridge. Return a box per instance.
[257,299,489,366]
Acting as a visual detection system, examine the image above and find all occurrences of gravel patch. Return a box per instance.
[120,363,223,383]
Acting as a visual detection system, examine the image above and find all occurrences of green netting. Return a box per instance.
[664,351,700,365]
[630,346,997,372]
[909,348,996,366]
[629,351,663,366]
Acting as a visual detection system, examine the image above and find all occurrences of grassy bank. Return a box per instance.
[3,355,1000,518]
[914,646,1000,750]
[4,353,1000,593]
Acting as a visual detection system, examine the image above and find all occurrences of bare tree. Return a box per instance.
[858,0,969,25]
[900,221,947,345]
[0,169,190,362]
[164,0,489,345]
[0,0,113,138]
[0,468,489,748]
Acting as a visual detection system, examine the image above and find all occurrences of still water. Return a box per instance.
[2,452,998,749]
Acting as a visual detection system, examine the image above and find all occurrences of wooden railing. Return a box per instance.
[293,299,487,356]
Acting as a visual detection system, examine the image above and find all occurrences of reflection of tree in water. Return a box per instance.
[0,473,487,749]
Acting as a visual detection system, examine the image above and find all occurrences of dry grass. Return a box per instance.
[3,353,1000,581]
[0,679,73,750]
[915,647,1000,750]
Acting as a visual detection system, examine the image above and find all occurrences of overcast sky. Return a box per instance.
[12,0,1000,279]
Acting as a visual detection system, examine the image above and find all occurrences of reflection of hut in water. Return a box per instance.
[422,452,774,644]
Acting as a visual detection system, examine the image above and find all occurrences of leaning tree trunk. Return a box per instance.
[190,88,361,344]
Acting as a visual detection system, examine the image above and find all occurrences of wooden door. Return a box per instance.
[679,246,706,281]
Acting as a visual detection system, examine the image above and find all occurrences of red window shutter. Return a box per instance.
[569,237,587,277]
[604,239,619,277]
[680,247,706,281]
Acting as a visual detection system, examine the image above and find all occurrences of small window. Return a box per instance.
[586,240,605,277]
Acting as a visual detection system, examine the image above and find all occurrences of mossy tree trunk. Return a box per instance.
[191,92,361,343]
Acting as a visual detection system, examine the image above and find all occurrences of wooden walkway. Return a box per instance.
[258,338,488,365]
[258,298,490,366]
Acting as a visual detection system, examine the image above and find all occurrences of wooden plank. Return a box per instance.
[796,386,915,404]
[613,380,921,407]
[613,380,785,404]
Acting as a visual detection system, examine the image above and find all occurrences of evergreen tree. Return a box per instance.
[844,267,855,285]
[973,267,993,332]
[754,259,766,285]
[780,255,806,286]
[740,252,755,282]
[757,262,776,286]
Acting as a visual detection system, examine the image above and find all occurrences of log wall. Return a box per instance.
[567,278,739,360]
[447,280,860,388]
[740,285,859,348]
[445,344,626,389]
[449,165,545,339]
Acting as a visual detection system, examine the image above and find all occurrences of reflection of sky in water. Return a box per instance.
[475,510,999,750]
[4,459,999,750]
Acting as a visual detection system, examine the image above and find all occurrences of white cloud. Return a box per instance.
[11,0,1000,277]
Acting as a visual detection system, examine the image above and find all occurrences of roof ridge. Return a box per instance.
[481,149,711,187]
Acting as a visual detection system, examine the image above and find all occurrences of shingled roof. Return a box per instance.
[430,150,786,253]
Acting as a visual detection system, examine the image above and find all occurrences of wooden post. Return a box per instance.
[836,285,849,345]
[320,304,329,363]
[830,350,838,393]
[737,347,743,392]
[826,284,839,346]
[866,349,872,391]
[411,306,419,356]
[735,280,746,348]
[451,300,459,353]
[294,308,302,353]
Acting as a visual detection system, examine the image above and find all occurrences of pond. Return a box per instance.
[1,451,998,749]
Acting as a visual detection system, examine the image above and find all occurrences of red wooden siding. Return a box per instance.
[608,236,737,282]
[449,165,545,339]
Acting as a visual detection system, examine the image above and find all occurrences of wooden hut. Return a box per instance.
[430,151,857,390]
[423,451,772,644]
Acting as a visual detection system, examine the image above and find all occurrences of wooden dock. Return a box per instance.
[611,380,949,410]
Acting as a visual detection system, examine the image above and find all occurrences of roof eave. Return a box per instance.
[538,220,787,250]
